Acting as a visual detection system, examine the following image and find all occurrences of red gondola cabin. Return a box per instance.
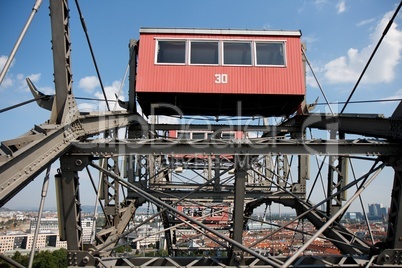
[136,27,305,116]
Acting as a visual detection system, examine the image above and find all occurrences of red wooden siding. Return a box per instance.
[136,32,305,95]
[135,28,305,116]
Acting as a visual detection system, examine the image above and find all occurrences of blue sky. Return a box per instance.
[1,0,402,211]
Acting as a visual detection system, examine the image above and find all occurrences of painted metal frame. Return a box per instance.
[2,1,402,267]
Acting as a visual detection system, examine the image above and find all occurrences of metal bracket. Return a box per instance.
[377,249,402,265]
[67,250,97,267]
[59,155,90,172]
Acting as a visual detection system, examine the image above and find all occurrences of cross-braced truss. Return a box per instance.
[1,1,402,267]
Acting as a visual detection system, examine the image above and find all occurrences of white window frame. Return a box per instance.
[221,131,236,140]
[189,40,220,66]
[191,131,208,139]
[153,38,288,67]
[254,41,287,67]
[222,41,253,66]
[155,39,187,65]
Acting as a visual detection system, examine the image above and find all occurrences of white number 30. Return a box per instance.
[215,74,228,84]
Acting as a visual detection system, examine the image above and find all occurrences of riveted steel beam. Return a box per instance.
[70,138,402,156]
[0,111,144,207]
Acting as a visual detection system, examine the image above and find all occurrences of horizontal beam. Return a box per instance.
[150,123,299,134]
[285,113,402,140]
[127,190,302,203]
[143,113,402,141]
[100,255,368,267]
[0,111,143,207]
[70,138,402,156]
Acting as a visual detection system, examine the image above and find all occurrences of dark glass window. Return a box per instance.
[223,42,252,65]
[256,42,285,66]
[221,132,235,140]
[192,132,206,139]
[177,131,190,140]
[190,41,219,64]
[157,40,186,64]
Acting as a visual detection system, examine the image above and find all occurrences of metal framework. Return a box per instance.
[1,1,402,267]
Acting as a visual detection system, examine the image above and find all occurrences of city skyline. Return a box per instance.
[0,1,401,217]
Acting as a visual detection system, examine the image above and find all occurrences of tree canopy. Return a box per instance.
[0,249,67,268]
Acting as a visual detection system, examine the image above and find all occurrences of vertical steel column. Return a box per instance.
[326,131,336,216]
[336,133,348,211]
[276,155,289,188]
[377,159,402,265]
[295,155,309,195]
[56,156,83,251]
[126,154,149,199]
[213,157,221,193]
[149,156,157,185]
[229,156,247,265]
[326,131,347,217]
[55,157,96,266]
[386,160,402,249]
[128,39,138,113]
[337,157,348,202]
[294,130,309,195]
[159,208,175,256]
[101,157,120,227]
[263,156,273,190]
[49,0,73,124]
[126,40,143,197]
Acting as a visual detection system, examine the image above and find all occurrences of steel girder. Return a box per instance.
[2,114,401,266]
[376,158,402,265]
[63,138,379,259]
[98,255,371,267]
[65,125,402,264]
[0,111,145,207]
[283,113,402,140]
[49,0,72,124]
[69,138,402,156]
[2,0,402,266]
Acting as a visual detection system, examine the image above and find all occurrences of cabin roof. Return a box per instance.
[139,27,302,37]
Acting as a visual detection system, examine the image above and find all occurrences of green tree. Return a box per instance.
[12,251,29,267]
[114,244,132,254]
[32,250,58,268]
[0,249,67,268]
[33,249,67,268]
[51,248,68,268]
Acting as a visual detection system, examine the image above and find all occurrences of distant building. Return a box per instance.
[368,203,388,220]
[0,217,95,254]
[344,212,364,222]
[81,218,95,243]
[126,223,165,250]
[0,232,67,254]
[30,218,59,233]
